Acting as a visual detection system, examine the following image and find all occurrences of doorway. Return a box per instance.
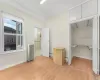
[69,16,98,74]
[34,27,41,58]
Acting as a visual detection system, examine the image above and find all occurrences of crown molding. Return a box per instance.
[5,0,46,22]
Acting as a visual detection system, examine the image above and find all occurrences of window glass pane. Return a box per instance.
[3,16,23,52]
[18,36,20,45]
[3,18,17,33]
[4,35,16,51]
[17,36,23,49]
[16,22,22,34]
[21,36,23,46]
[3,18,22,34]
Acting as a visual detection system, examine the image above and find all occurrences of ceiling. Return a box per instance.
[0,0,86,21]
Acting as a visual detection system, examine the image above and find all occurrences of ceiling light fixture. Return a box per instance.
[40,0,47,4]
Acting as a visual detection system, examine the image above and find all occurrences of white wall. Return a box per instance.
[46,12,70,59]
[0,2,44,70]
[46,11,93,61]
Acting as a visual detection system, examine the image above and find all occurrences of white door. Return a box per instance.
[93,17,98,74]
[82,0,97,18]
[41,28,49,57]
[69,5,81,21]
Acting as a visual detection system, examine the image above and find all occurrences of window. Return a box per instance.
[3,17,23,52]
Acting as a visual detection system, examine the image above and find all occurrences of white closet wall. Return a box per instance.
[71,19,93,59]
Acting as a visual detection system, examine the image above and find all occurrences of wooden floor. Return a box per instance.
[0,56,96,80]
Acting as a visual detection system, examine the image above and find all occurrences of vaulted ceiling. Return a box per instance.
[0,0,86,21]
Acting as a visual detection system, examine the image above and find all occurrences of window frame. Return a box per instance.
[1,13,24,53]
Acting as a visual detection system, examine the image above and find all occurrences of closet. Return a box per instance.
[71,19,93,60]
[69,0,99,74]
[69,0,97,22]
[69,17,98,75]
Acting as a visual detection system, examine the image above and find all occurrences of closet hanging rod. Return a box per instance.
[87,46,92,50]
[71,45,92,50]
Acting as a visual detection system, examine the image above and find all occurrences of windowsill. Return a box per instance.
[0,49,25,55]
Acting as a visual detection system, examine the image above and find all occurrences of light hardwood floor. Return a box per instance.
[0,56,96,80]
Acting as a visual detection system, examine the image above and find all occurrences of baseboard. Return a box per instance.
[97,69,100,75]
[73,56,99,75]
[49,53,53,57]
[0,61,26,70]
[65,57,68,62]
[73,55,92,60]
[49,53,68,63]
[93,68,99,75]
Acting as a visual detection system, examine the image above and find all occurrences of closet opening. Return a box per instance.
[70,18,93,69]
[34,27,41,58]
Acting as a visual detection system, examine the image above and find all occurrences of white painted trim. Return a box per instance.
[70,15,96,24]
[68,23,72,65]
[34,27,42,56]
[34,26,42,29]
[0,11,4,53]
[97,68,100,75]
[68,9,72,65]
[1,11,23,22]
[93,68,98,74]
[0,12,25,54]
[92,16,98,75]
[0,50,25,55]
[0,61,25,70]
[73,56,92,60]
[97,15,100,75]
[7,1,46,22]
[66,57,68,63]
[4,33,23,36]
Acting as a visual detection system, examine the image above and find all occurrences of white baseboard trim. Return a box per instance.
[65,58,68,62]
[0,61,26,70]
[93,68,99,75]
[49,53,68,63]
[97,68,100,75]
[73,55,92,60]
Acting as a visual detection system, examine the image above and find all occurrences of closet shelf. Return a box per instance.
[71,45,92,50]
[71,45,78,48]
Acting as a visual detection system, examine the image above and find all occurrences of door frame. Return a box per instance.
[69,15,95,64]
[41,28,49,57]
[92,16,98,74]
[97,15,100,75]
[69,15,98,74]
[34,27,42,58]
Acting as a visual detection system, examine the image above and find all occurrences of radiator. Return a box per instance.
[27,44,34,62]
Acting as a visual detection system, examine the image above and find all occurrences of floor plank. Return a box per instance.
[0,56,96,80]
